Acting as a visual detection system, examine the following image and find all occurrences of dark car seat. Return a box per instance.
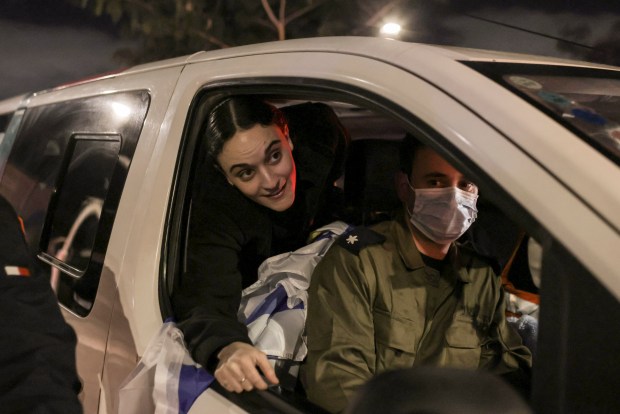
[343,138,403,225]
[281,101,351,229]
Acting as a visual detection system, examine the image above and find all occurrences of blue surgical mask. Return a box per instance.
[406,181,478,244]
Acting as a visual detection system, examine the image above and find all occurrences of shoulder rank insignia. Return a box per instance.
[337,226,386,255]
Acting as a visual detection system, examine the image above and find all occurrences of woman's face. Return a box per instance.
[217,124,296,212]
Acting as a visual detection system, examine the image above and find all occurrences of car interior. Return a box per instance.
[160,77,620,412]
[156,86,552,412]
[3,62,618,413]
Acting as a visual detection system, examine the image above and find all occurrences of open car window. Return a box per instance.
[163,79,617,413]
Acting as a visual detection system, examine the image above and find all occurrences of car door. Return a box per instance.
[0,65,183,413]
[154,45,617,413]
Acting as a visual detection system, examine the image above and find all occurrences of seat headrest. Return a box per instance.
[281,102,350,186]
[343,138,402,225]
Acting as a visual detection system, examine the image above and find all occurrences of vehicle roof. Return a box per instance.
[156,37,620,71]
[179,37,619,70]
[36,37,620,96]
[0,93,28,115]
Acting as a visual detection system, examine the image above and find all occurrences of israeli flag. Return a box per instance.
[118,221,350,413]
[118,321,214,414]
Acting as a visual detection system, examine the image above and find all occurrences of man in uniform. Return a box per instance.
[0,195,82,413]
[304,135,532,413]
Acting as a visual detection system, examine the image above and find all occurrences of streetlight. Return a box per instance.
[380,22,401,38]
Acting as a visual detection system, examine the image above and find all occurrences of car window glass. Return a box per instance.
[464,61,620,165]
[0,91,150,316]
[504,74,620,162]
[45,136,120,272]
[0,109,25,179]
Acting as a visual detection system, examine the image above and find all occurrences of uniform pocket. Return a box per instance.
[374,310,418,371]
[443,311,481,367]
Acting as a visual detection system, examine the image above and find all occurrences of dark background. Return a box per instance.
[1,0,619,100]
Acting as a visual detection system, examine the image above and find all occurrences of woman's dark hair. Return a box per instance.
[204,96,287,161]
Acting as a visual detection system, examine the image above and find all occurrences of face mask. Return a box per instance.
[406,181,478,244]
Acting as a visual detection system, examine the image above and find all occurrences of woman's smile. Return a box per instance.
[265,181,286,198]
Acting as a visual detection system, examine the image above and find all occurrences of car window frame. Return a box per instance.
[163,78,558,411]
[463,62,620,166]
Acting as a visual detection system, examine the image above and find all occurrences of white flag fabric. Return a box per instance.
[118,321,214,414]
[239,221,350,362]
[118,221,351,412]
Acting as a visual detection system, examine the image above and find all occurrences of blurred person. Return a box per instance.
[345,366,533,414]
[172,96,348,393]
[0,194,82,413]
[304,134,531,413]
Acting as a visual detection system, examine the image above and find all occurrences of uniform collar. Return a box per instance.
[393,211,471,284]
[392,212,425,271]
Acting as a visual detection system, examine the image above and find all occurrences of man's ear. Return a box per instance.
[395,171,412,204]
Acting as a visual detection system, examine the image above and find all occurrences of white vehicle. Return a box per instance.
[0,94,26,133]
[1,37,618,413]
[0,93,28,176]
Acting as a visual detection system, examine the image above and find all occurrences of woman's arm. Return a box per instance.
[172,183,277,391]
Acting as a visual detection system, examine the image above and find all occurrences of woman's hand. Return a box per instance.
[214,341,279,393]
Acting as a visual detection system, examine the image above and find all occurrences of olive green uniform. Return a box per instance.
[304,213,532,413]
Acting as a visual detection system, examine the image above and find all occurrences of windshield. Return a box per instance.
[466,62,620,165]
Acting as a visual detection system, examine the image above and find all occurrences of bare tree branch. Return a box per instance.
[248,16,275,31]
[205,35,230,49]
[278,0,286,39]
[192,28,231,49]
[261,0,280,28]
[287,0,330,24]
[279,0,286,23]
[260,0,286,40]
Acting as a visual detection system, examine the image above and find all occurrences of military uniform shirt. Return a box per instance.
[304,212,532,413]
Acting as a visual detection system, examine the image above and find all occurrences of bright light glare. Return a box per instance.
[380,22,401,36]
[111,102,131,119]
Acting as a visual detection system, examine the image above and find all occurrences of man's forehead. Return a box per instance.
[421,171,453,178]
[412,147,460,175]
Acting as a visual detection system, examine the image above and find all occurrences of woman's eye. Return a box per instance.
[268,150,282,164]
[237,169,255,181]
[428,179,442,187]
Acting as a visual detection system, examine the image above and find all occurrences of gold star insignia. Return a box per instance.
[346,235,359,245]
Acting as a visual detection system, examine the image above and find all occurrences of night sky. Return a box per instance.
[0,0,129,100]
[1,0,619,100]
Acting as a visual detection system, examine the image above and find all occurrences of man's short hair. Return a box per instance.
[398,133,426,176]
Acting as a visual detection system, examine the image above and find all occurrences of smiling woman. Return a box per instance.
[207,98,297,212]
[171,95,350,394]
[218,124,297,211]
